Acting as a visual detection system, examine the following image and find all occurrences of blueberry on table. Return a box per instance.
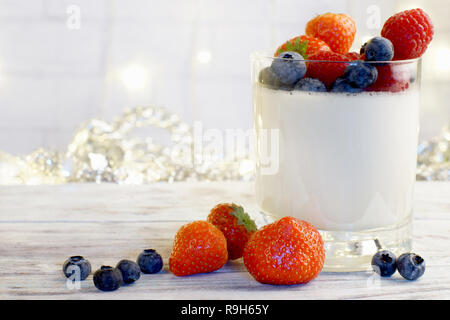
[270,51,306,86]
[397,253,426,280]
[294,77,327,92]
[116,259,141,284]
[343,61,378,88]
[62,256,91,281]
[137,249,163,274]
[371,250,397,277]
[93,266,123,292]
[363,37,394,63]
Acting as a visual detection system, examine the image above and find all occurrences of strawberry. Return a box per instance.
[345,51,364,61]
[169,220,228,276]
[207,203,257,260]
[305,13,356,54]
[381,8,434,60]
[306,50,350,88]
[365,64,410,92]
[243,217,325,285]
[274,35,331,58]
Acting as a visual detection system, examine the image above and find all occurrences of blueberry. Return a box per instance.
[93,266,123,291]
[371,250,397,277]
[363,37,394,63]
[62,255,91,281]
[116,259,141,284]
[137,249,163,274]
[294,77,327,92]
[397,253,426,280]
[343,61,378,88]
[330,77,363,93]
[259,67,278,86]
[270,51,306,86]
[360,42,367,55]
[258,67,292,90]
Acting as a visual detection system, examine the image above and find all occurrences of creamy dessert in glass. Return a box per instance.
[252,55,420,271]
[251,7,433,271]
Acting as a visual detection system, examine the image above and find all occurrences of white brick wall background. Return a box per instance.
[0,0,448,155]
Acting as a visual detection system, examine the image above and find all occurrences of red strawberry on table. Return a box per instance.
[169,221,228,276]
[306,50,350,88]
[243,216,325,285]
[274,35,331,58]
[381,8,434,60]
[207,203,257,260]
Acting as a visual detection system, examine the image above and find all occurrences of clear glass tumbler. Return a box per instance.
[251,52,421,271]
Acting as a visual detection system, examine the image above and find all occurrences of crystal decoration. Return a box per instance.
[0,106,253,184]
[0,106,447,184]
[416,126,449,181]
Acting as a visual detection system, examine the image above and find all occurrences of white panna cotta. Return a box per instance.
[254,85,419,231]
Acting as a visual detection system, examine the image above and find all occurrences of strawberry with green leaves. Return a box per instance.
[274,35,331,59]
[207,203,257,260]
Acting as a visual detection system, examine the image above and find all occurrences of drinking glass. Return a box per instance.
[251,52,421,271]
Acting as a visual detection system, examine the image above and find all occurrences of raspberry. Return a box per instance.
[381,8,434,60]
[306,50,350,88]
[365,64,409,92]
[274,35,331,58]
[305,13,356,54]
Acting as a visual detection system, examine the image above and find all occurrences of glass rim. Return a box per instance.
[250,51,421,64]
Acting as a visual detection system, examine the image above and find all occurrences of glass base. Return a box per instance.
[257,212,412,272]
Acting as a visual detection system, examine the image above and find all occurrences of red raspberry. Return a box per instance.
[344,51,364,61]
[381,8,434,60]
[306,50,350,88]
[365,64,409,93]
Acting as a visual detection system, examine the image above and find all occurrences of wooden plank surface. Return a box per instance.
[0,181,449,300]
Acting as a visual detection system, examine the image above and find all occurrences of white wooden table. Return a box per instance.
[0,182,449,300]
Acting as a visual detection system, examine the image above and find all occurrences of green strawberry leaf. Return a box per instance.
[230,204,257,232]
[276,38,309,59]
